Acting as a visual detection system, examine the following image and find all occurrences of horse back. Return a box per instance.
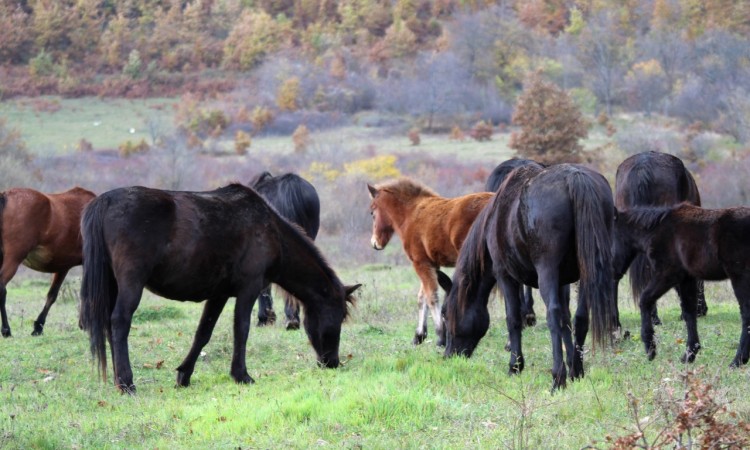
[97,185,282,301]
[251,173,320,239]
[405,192,493,267]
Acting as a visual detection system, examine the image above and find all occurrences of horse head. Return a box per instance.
[303,283,361,368]
[367,184,395,250]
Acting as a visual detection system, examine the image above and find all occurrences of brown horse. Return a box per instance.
[0,187,96,337]
[367,178,493,346]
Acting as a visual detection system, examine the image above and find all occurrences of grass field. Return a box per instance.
[0,97,177,154]
[1,264,749,449]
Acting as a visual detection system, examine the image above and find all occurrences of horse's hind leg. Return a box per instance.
[696,280,708,317]
[675,277,701,363]
[284,294,300,331]
[499,275,524,374]
[176,296,230,387]
[110,284,145,393]
[639,279,674,361]
[564,283,584,380]
[32,270,68,336]
[538,268,567,391]
[521,285,537,327]
[0,283,10,337]
[256,286,276,327]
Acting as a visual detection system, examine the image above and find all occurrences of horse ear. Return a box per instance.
[367,184,378,199]
[344,284,362,296]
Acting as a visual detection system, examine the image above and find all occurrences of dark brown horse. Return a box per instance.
[249,171,320,330]
[0,187,95,337]
[615,151,706,325]
[613,203,750,367]
[79,184,360,393]
[367,178,493,346]
[444,164,617,391]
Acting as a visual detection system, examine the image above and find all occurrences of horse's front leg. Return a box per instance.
[0,262,21,337]
[538,268,566,391]
[32,270,69,336]
[176,296,230,387]
[521,285,537,327]
[563,283,584,380]
[498,274,524,375]
[412,264,436,345]
[0,283,10,338]
[639,279,674,361]
[729,274,750,368]
[110,285,145,394]
[675,277,701,363]
[230,286,261,384]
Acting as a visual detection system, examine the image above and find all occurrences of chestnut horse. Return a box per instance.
[444,164,617,391]
[367,178,493,346]
[615,151,706,326]
[0,187,95,337]
[80,184,360,392]
[613,203,750,367]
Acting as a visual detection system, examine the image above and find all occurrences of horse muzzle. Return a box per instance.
[371,236,384,250]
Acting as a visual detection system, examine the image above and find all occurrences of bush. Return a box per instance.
[449,126,466,141]
[470,120,493,142]
[119,139,150,157]
[234,130,251,155]
[0,119,36,189]
[510,73,589,164]
[408,128,420,145]
[292,124,311,153]
[277,77,301,112]
[29,49,55,78]
[250,106,274,134]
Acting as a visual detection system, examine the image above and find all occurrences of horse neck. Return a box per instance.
[382,194,425,233]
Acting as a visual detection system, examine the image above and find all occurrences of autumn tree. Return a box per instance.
[510,73,589,164]
[222,10,286,70]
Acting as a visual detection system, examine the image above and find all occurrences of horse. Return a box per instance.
[615,151,706,326]
[79,183,360,393]
[367,178,493,346]
[443,164,617,391]
[485,158,551,328]
[612,203,750,367]
[0,187,96,337]
[249,171,320,330]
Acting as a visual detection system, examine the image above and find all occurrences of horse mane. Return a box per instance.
[375,177,438,200]
[620,205,673,231]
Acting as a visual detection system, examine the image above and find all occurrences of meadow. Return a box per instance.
[1,265,749,449]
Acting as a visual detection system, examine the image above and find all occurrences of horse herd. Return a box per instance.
[1,151,748,393]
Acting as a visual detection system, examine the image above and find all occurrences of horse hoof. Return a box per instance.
[234,373,255,384]
[412,333,426,345]
[117,383,137,395]
[652,316,662,326]
[2,328,11,338]
[647,349,657,361]
[524,314,537,327]
[175,371,191,387]
[31,323,44,336]
[681,352,696,364]
[285,320,300,331]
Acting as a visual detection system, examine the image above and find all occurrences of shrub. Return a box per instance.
[250,106,274,134]
[119,139,150,157]
[449,126,466,141]
[510,73,589,164]
[123,49,143,80]
[222,11,285,70]
[408,128,420,145]
[470,120,493,142]
[77,139,93,152]
[29,49,55,78]
[343,155,401,181]
[277,77,301,112]
[292,124,311,153]
[0,119,35,190]
[234,130,251,155]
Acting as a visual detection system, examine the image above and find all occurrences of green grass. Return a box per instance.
[0,97,176,154]
[1,267,749,448]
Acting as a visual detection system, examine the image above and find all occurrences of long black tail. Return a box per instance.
[568,172,616,348]
[79,197,117,382]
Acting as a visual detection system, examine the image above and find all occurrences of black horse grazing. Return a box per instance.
[485,158,560,330]
[613,203,750,367]
[249,172,321,330]
[615,151,706,326]
[79,184,360,393]
[444,164,617,391]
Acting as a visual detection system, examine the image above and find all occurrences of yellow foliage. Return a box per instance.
[277,77,301,112]
[631,59,664,77]
[292,124,311,153]
[234,130,251,155]
[303,161,341,182]
[343,155,401,180]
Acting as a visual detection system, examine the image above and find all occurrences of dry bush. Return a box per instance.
[250,106,274,134]
[449,125,466,141]
[234,130,251,155]
[599,369,750,449]
[470,120,493,141]
[77,139,93,152]
[292,124,311,153]
[118,139,150,158]
[408,128,420,145]
[510,73,588,164]
[277,77,301,112]
[0,119,36,189]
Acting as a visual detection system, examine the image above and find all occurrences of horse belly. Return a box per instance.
[22,246,54,272]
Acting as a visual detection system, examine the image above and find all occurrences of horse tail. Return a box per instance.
[568,172,616,348]
[79,197,116,382]
[437,269,452,293]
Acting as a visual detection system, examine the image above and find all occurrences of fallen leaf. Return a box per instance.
[156,360,165,369]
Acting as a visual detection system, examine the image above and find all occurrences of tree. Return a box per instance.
[510,73,589,164]
[0,119,36,190]
[624,59,669,116]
